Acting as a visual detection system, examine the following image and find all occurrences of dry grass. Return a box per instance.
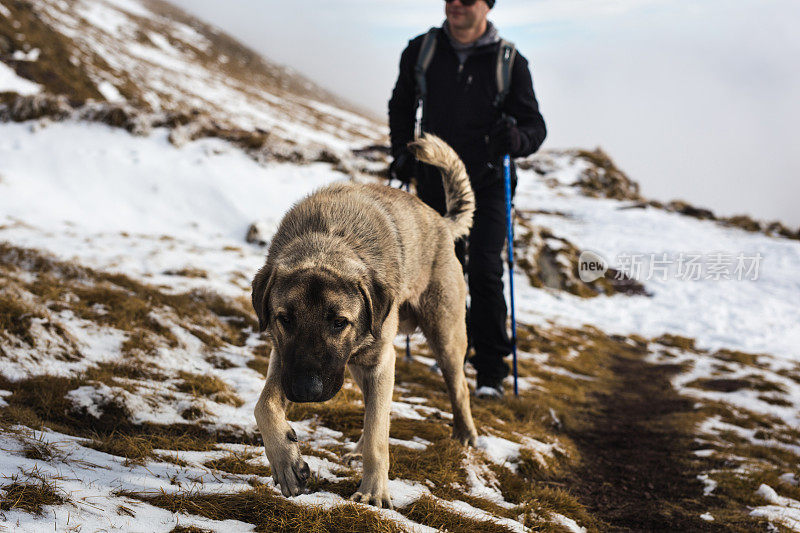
[203,451,271,477]
[177,371,243,407]
[124,485,404,533]
[170,526,213,533]
[0,476,66,515]
[0,243,256,358]
[401,496,516,533]
[2,237,793,530]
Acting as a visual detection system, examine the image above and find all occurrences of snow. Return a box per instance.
[0,1,10,17]
[550,512,588,532]
[0,62,42,95]
[97,79,124,101]
[512,160,800,364]
[0,428,259,533]
[0,121,342,239]
[29,0,382,150]
[751,484,800,531]
[386,479,429,508]
[1,7,799,526]
[475,435,522,468]
[12,48,41,61]
[101,0,151,18]
[697,473,717,496]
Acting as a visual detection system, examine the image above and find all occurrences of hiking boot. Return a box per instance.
[475,376,504,399]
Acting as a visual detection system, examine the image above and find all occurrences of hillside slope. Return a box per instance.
[2,1,800,532]
[0,0,383,150]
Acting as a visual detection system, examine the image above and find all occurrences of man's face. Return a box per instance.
[445,0,490,31]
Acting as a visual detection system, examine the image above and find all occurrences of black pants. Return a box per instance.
[416,163,513,383]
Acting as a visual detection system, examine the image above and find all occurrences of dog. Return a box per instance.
[251,133,478,509]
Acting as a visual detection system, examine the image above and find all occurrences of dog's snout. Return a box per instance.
[292,374,324,402]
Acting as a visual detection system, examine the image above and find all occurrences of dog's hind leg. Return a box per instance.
[347,339,396,509]
[254,349,310,497]
[419,273,478,446]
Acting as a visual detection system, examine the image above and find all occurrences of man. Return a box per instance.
[388,0,546,396]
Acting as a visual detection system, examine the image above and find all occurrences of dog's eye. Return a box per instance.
[277,314,291,327]
[332,317,348,332]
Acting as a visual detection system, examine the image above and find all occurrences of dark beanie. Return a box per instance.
[485,0,495,6]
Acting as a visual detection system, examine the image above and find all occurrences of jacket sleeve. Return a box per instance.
[504,53,546,158]
[388,40,420,159]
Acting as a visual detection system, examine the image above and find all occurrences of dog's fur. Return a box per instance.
[251,134,478,509]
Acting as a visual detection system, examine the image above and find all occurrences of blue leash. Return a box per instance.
[503,155,519,397]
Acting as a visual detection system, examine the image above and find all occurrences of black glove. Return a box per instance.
[389,149,415,185]
[488,115,523,158]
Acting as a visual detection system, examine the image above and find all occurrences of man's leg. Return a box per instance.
[467,180,512,387]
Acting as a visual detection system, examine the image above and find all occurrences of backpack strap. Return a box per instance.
[414,27,438,134]
[494,39,517,109]
[415,27,439,104]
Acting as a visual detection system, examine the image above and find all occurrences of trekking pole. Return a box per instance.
[503,154,519,397]
[403,180,413,362]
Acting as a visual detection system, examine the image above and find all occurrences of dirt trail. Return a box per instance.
[557,345,725,532]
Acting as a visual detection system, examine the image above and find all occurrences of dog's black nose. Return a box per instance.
[292,375,324,402]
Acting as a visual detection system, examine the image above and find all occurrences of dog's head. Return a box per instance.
[252,262,392,403]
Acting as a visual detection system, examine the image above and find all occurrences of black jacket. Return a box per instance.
[389,27,546,187]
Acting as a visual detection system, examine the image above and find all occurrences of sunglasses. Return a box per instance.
[445,0,480,5]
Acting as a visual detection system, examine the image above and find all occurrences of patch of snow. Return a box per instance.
[700,512,715,521]
[476,435,521,469]
[387,479,430,508]
[751,484,800,530]
[97,79,124,101]
[102,0,151,18]
[0,62,42,95]
[0,121,345,243]
[389,437,429,451]
[550,512,587,532]
[445,500,527,533]
[513,162,800,365]
[697,473,717,496]
[0,428,258,533]
[0,1,11,17]
[76,0,133,34]
[391,401,426,421]
[780,473,800,487]
[462,454,514,509]
[12,48,41,61]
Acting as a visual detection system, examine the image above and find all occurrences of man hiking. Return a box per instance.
[388,0,546,397]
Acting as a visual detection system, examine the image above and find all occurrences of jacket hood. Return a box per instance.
[442,20,500,55]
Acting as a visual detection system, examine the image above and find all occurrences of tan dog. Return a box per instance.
[251,134,478,509]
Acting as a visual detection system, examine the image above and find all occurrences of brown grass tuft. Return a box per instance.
[124,485,404,533]
[401,495,516,533]
[203,451,271,477]
[0,477,66,515]
[177,371,243,407]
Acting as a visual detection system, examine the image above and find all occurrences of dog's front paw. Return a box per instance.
[350,477,393,509]
[453,426,478,447]
[269,446,310,497]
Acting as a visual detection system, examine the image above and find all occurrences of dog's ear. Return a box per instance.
[358,271,393,340]
[252,263,276,332]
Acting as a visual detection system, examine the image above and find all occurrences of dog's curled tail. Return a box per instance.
[408,134,475,240]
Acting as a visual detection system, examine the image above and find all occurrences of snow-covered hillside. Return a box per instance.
[0,0,383,150]
[2,1,800,532]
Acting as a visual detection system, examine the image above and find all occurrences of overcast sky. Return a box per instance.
[170,0,800,228]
